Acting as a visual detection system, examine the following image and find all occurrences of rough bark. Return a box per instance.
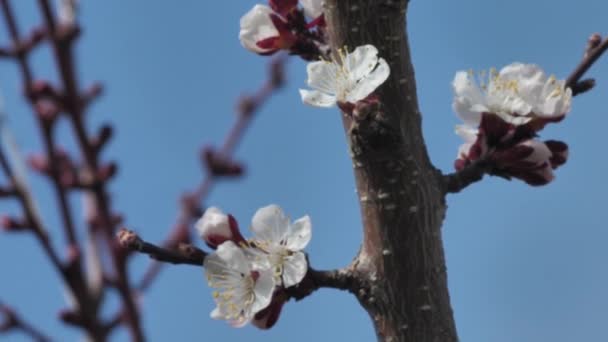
[325,1,458,341]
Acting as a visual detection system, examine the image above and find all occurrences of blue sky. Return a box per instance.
[1,1,608,341]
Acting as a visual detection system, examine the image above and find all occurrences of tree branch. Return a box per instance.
[566,33,608,96]
[0,302,52,342]
[34,1,144,340]
[326,1,458,340]
[286,267,358,301]
[117,227,356,303]
[443,161,490,194]
[117,228,206,266]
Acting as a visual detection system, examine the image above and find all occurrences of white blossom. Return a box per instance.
[250,205,311,288]
[300,44,390,108]
[239,5,280,54]
[204,241,275,327]
[452,63,572,126]
[300,0,324,19]
[195,207,243,248]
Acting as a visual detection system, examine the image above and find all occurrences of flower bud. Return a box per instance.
[545,140,569,169]
[195,207,245,249]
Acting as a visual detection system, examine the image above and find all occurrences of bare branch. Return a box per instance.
[117,227,356,303]
[0,302,52,342]
[566,33,608,96]
[443,161,490,194]
[286,268,358,301]
[33,1,145,339]
[117,228,206,266]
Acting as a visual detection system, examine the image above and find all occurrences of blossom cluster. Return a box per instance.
[239,0,327,60]
[197,205,311,329]
[452,63,572,185]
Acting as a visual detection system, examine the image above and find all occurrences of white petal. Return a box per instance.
[286,215,311,251]
[202,252,228,279]
[498,63,540,79]
[346,57,390,102]
[251,269,276,314]
[306,60,338,94]
[251,205,290,246]
[454,125,478,158]
[344,45,379,82]
[282,252,308,288]
[210,307,223,320]
[239,5,278,53]
[229,316,250,328]
[300,89,337,108]
[455,124,477,143]
[214,241,250,274]
[300,0,324,19]
[452,72,485,126]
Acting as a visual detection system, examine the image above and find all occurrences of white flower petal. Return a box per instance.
[300,0,324,19]
[210,307,223,320]
[306,61,338,94]
[286,215,311,251]
[346,57,390,103]
[281,252,308,288]
[239,5,279,53]
[300,89,337,107]
[214,241,249,274]
[251,205,290,245]
[454,125,477,158]
[344,45,379,82]
[251,269,275,313]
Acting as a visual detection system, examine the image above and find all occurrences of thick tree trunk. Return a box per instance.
[325,1,458,341]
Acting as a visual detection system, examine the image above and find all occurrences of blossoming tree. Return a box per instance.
[1,0,607,341]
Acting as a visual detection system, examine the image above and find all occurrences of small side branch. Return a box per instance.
[286,267,357,301]
[443,161,489,194]
[117,228,206,266]
[566,33,608,96]
[0,302,52,342]
[117,229,356,301]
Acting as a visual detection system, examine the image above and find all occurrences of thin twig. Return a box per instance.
[0,1,110,338]
[117,228,206,266]
[0,302,52,342]
[1,0,80,251]
[566,34,608,96]
[0,122,64,273]
[286,268,357,301]
[443,161,489,194]
[118,228,355,302]
[35,1,144,340]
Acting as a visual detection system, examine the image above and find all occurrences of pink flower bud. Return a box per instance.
[545,140,569,169]
[195,207,245,249]
[494,140,556,186]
